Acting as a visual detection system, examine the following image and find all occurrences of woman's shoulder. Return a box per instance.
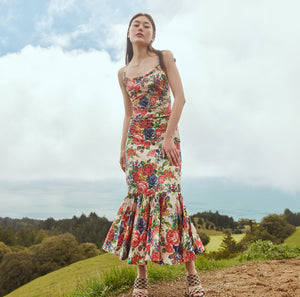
[117,65,127,78]
[118,65,126,73]
[161,50,176,62]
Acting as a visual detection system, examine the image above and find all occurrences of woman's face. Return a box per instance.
[128,15,155,46]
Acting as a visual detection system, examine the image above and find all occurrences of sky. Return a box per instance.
[0,0,299,221]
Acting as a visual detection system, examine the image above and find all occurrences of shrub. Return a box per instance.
[79,243,100,258]
[239,239,300,261]
[259,214,295,243]
[0,241,11,263]
[199,232,210,246]
[240,214,296,246]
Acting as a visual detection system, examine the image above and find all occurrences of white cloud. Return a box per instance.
[48,0,76,14]
[0,45,124,180]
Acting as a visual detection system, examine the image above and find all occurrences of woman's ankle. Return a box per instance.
[137,265,147,278]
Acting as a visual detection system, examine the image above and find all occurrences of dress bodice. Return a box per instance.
[123,56,172,120]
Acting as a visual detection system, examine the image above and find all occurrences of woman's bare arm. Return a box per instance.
[118,67,132,171]
[161,50,186,166]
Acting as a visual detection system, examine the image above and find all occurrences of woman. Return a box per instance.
[102,13,205,297]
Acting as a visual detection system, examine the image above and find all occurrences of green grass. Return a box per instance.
[5,253,125,297]
[205,233,245,252]
[284,226,300,248]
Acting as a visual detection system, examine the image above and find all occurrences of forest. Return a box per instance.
[0,212,112,248]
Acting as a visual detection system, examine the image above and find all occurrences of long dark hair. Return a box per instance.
[125,13,171,75]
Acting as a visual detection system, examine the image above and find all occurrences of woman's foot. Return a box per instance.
[185,272,205,297]
[132,276,148,297]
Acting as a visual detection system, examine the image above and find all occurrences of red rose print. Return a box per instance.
[117,233,124,245]
[140,119,151,128]
[131,231,141,248]
[132,172,140,183]
[123,214,129,226]
[150,95,157,105]
[156,128,163,137]
[183,251,195,262]
[137,181,148,194]
[183,217,188,228]
[143,140,151,147]
[141,232,147,243]
[134,84,140,92]
[158,176,165,184]
[142,164,154,176]
[147,149,156,156]
[107,229,114,241]
[146,243,150,252]
[132,133,144,145]
[151,251,161,262]
[146,188,155,197]
[165,244,173,253]
[166,229,180,245]
[196,239,205,251]
[129,124,137,134]
[130,254,140,264]
[127,81,136,92]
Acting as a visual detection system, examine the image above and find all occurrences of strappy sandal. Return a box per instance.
[185,273,205,297]
[132,276,148,297]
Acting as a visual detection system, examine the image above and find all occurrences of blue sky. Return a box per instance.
[0,0,299,220]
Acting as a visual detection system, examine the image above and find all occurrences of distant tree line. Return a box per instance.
[0,212,112,248]
[283,208,300,226]
[190,209,299,234]
[0,217,41,231]
[190,210,244,233]
[0,233,100,296]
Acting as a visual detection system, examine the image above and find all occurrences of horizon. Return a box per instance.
[0,177,298,223]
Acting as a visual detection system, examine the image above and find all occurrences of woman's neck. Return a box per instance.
[131,44,153,65]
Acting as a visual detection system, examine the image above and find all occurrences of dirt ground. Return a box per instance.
[116,258,300,297]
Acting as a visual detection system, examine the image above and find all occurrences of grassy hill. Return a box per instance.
[284,226,300,248]
[5,253,124,297]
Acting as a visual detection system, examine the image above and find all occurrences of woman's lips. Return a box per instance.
[136,33,143,37]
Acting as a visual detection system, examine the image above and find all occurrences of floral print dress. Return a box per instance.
[102,55,205,265]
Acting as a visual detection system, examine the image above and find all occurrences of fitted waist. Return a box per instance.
[131,113,171,120]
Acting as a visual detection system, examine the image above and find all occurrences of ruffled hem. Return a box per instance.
[102,191,205,265]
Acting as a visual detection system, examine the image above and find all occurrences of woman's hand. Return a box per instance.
[162,137,180,166]
[119,148,126,172]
